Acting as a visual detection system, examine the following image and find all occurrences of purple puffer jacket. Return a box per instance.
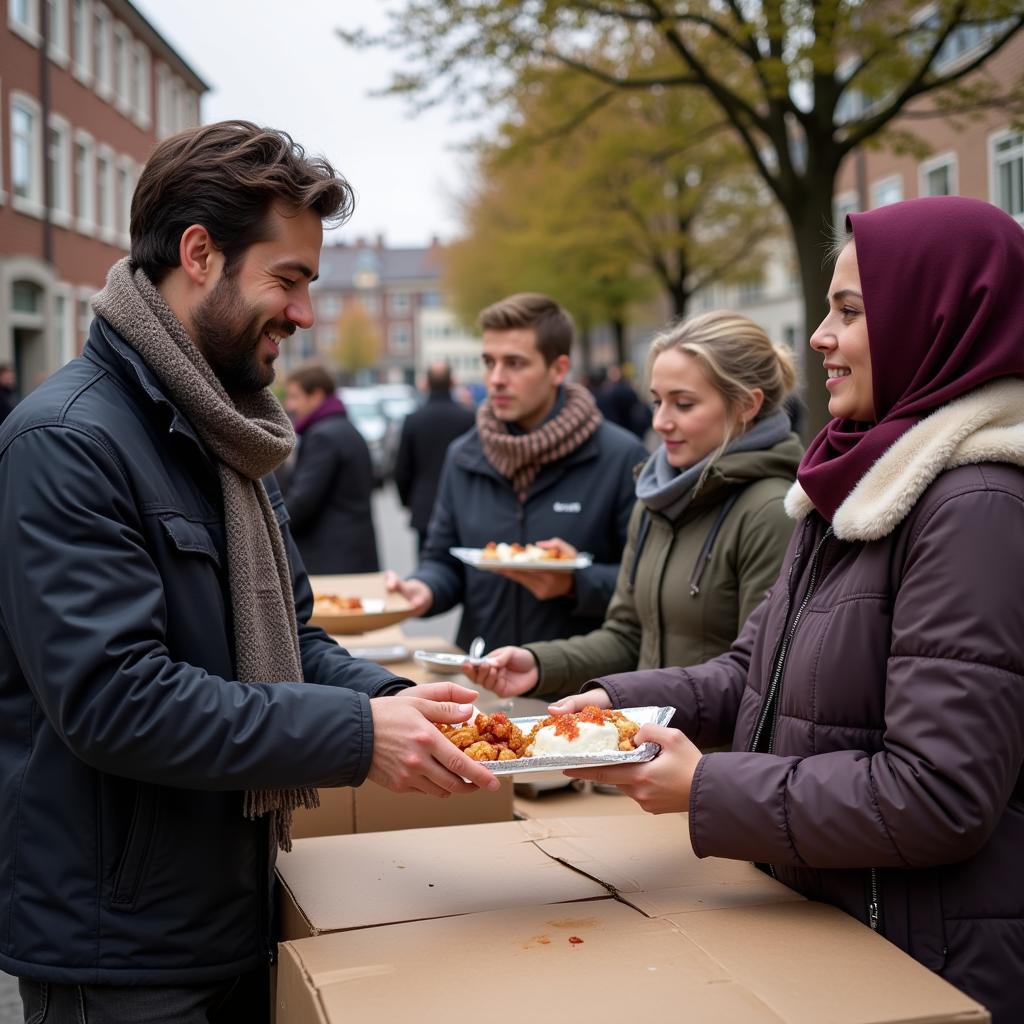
[590,386,1024,1022]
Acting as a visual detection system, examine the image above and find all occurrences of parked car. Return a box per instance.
[338,387,391,484]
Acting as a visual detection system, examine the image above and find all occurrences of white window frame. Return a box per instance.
[832,189,859,229]
[71,0,92,83]
[53,282,76,365]
[870,174,903,209]
[45,0,69,64]
[46,112,72,227]
[95,143,116,242]
[10,91,45,217]
[389,291,411,314]
[132,41,150,129]
[73,128,95,235]
[112,20,131,113]
[388,323,412,353]
[918,151,958,197]
[0,77,6,206]
[989,128,1024,224]
[91,3,112,100]
[9,0,41,46]
[115,154,134,247]
[155,62,171,138]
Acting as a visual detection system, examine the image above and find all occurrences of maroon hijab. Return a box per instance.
[798,196,1024,521]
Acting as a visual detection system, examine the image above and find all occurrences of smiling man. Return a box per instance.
[388,293,646,650]
[0,121,498,1024]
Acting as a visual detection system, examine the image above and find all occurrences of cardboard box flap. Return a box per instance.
[530,814,804,916]
[277,899,788,1024]
[277,819,607,937]
[666,901,988,1024]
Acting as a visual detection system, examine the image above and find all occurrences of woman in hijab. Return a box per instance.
[463,311,803,705]
[552,197,1024,1020]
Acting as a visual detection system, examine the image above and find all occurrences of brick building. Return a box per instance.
[293,236,445,384]
[1,0,206,393]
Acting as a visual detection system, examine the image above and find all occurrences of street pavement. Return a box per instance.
[0,484,455,1022]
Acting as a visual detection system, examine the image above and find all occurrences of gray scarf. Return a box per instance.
[636,410,791,522]
[93,257,317,851]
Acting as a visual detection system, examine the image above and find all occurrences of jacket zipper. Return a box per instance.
[868,868,881,932]
[750,526,834,754]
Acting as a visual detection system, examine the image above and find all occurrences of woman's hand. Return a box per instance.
[489,537,579,601]
[547,689,613,714]
[461,646,538,697]
[564,724,702,814]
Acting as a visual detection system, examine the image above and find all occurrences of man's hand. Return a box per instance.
[490,537,577,600]
[462,646,538,697]
[384,571,433,615]
[547,688,613,714]
[564,725,701,814]
[367,686,501,797]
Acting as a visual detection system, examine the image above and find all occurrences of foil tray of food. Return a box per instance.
[438,705,675,775]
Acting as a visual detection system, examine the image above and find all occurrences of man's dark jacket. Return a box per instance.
[283,410,379,574]
[393,392,475,535]
[412,417,646,650]
[0,318,409,985]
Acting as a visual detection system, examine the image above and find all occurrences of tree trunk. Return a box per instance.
[785,180,840,441]
[611,318,628,367]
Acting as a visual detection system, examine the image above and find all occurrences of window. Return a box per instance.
[95,145,115,241]
[9,0,40,44]
[71,0,91,81]
[73,130,95,233]
[870,174,903,208]
[54,290,75,365]
[132,42,150,127]
[991,130,1024,222]
[832,190,859,229]
[91,4,111,98]
[116,157,133,243]
[737,277,763,304]
[156,63,171,138]
[45,0,68,62]
[389,324,411,353]
[421,290,442,308]
[11,94,44,214]
[389,292,411,314]
[113,22,131,110]
[919,153,957,197]
[46,115,71,225]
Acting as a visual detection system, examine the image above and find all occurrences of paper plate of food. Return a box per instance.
[437,705,675,775]
[309,592,415,635]
[450,542,593,572]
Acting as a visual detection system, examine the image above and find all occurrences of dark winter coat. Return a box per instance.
[0,318,410,985]
[283,411,379,574]
[393,393,475,535]
[412,420,647,651]
[588,380,1024,1022]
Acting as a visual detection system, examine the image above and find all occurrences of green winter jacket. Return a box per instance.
[525,434,803,698]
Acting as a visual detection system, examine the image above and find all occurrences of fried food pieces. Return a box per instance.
[437,712,530,761]
[312,594,364,614]
[480,542,571,563]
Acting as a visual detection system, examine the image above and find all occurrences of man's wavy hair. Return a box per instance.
[130,120,354,283]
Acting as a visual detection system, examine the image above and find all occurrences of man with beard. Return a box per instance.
[387,293,646,651]
[0,121,497,1024]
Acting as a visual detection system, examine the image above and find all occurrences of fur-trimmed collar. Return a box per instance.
[785,378,1024,541]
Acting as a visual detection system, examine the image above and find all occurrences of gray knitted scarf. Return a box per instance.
[476,382,602,503]
[636,410,791,522]
[93,257,317,851]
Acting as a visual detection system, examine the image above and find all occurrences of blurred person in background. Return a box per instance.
[553,197,1024,1022]
[0,364,18,425]
[0,121,497,1024]
[596,363,652,439]
[387,293,646,650]
[283,364,379,573]
[466,311,801,704]
[394,360,475,553]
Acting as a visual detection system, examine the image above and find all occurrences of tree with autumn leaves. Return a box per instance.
[342,0,1024,432]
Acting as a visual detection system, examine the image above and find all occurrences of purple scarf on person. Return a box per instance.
[293,392,347,435]
[798,196,1024,522]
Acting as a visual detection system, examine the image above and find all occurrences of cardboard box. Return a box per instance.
[290,778,514,840]
[276,815,989,1024]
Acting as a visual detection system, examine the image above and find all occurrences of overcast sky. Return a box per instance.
[132,0,487,248]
